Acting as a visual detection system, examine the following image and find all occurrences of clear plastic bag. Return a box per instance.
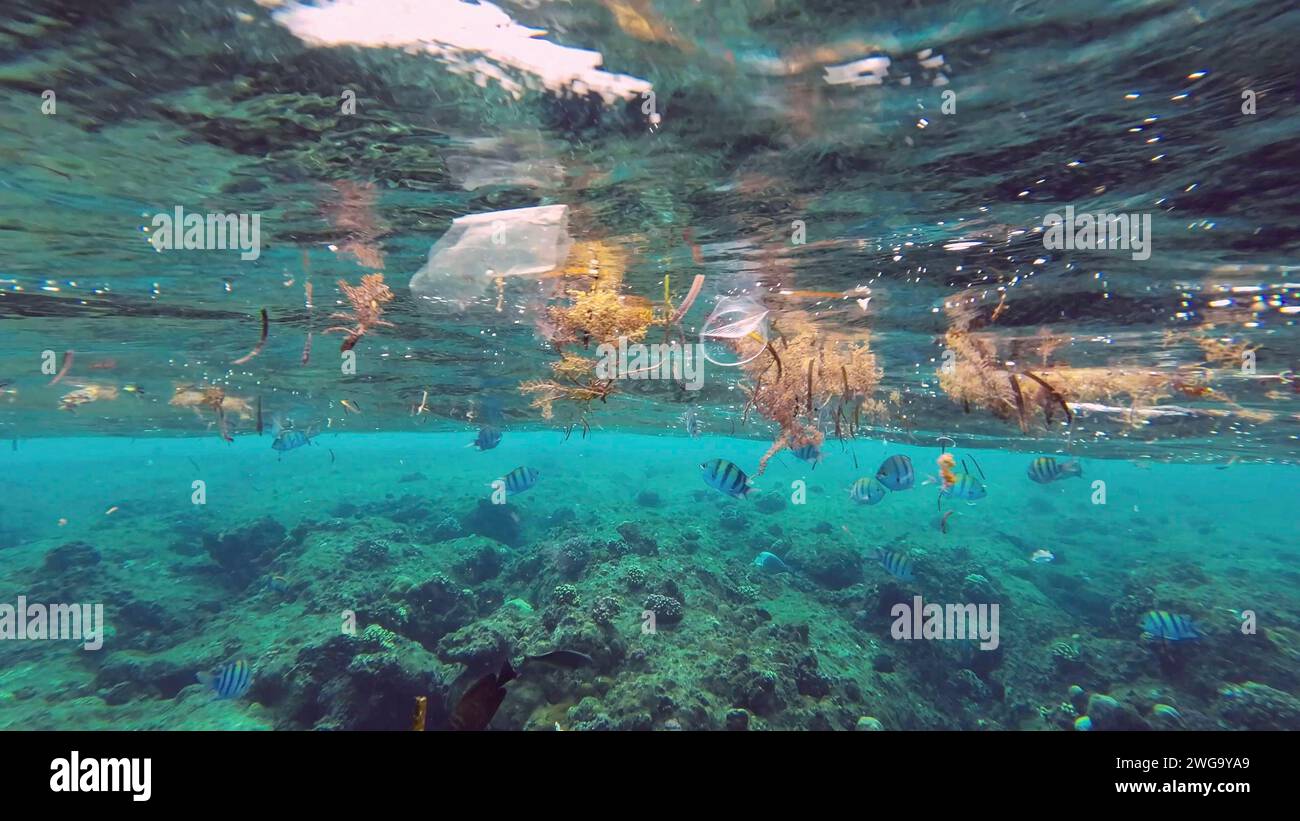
[409,204,572,309]
[700,295,770,366]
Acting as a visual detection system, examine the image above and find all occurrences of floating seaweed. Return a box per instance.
[519,238,657,429]
[325,273,395,352]
[48,350,74,386]
[938,303,1272,432]
[736,324,882,475]
[232,308,269,365]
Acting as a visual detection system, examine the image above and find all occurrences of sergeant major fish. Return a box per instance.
[271,426,315,453]
[500,466,539,495]
[875,455,914,491]
[700,458,754,499]
[473,426,502,451]
[874,548,915,581]
[939,472,987,502]
[850,477,888,505]
[1141,610,1202,642]
[1027,457,1083,484]
[198,658,253,700]
[791,442,822,466]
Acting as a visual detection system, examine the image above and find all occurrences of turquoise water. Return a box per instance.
[2,433,1296,729]
[1,0,1298,730]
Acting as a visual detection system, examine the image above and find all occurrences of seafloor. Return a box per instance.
[1,432,1296,730]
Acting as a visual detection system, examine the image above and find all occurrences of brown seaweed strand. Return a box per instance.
[1021,369,1073,425]
[1008,372,1029,433]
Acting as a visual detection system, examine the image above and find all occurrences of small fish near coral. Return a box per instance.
[753,551,791,572]
[1140,610,1203,642]
[523,649,594,669]
[449,661,516,731]
[700,458,754,498]
[197,659,253,700]
[874,548,915,581]
[1027,457,1083,484]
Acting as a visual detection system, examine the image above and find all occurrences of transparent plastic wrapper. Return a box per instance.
[445,155,564,191]
[700,295,770,366]
[409,204,572,309]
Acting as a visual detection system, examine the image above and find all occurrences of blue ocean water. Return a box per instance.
[0,0,1297,730]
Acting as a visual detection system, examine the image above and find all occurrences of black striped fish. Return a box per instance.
[198,659,253,699]
[850,477,887,505]
[791,442,822,466]
[1027,456,1082,484]
[473,426,502,451]
[700,458,754,498]
[1141,611,1202,642]
[271,428,314,452]
[875,454,914,491]
[940,472,987,501]
[874,548,915,581]
[502,466,539,495]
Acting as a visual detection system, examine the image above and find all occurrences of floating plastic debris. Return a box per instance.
[699,295,770,367]
[409,205,573,310]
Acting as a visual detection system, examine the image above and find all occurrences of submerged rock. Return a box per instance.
[447,536,506,584]
[202,516,286,584]
[754,494,786,514]
[463,499,521,547]
[787,542,862,589]
[725,708,751,731]
[43,541,101,574]
[1219,682,1300,730]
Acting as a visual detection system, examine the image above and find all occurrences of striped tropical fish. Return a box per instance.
[700,458,754,498]
[502,466,539,495]
[271,428,314,452]
[940,472,987,501]
[1141,611,1202,642]
[875,455,914,491]
[198,659,253,699]
[1027,456,1082,484]
[473,426,502,451]
[791,442,822,466]
[874,548,915,581]
[850,477,887,505]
